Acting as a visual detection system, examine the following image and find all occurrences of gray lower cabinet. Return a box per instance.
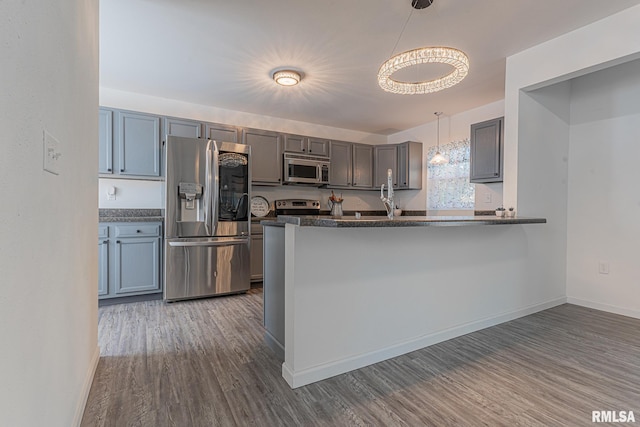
[250,223,264,282]
[98,221,163,300]
[470,117,503,183]
[98,109,114,174]
[329,141,373,189]
[244,128,282,185]
[98,225,109,297]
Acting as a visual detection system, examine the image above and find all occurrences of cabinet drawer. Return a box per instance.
[114,223,161,238]
[251,222,264,235]
[98,225,109,239]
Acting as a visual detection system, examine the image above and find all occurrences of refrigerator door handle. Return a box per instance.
[211,141,219,236]
[168,238,249,247]
[203,139,212,235]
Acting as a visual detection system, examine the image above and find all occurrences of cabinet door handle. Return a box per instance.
[116,240,121,244]
[120,169,124,172]
[102,240,109,244]
[107,168,112,172]
[136,230,141,233]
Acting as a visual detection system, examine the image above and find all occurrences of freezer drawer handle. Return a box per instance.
[168,239,248,247]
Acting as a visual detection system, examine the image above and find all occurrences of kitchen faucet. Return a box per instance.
[380,168,394,219]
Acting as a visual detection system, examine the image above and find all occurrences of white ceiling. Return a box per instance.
[100,0,640,135]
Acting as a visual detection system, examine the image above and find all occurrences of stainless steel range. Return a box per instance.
[274,199,321,216]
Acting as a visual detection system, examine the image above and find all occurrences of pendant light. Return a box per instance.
[429,112,448,165]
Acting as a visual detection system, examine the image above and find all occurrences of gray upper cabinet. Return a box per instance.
[352,143,373,189]
[118,111,162,177]
[307,138,330,156]
[470,117,503,183]
[374,145,398,188]
[284,134,329,157]
[283,134,306,153]
[396,141,422,189]
[244,128,282,185]
[98,108,114,174]
[329,141,373,189]
[374,142,422,190]
[205,123,240,143]
[329,140,352,187]
[165,117,202,139]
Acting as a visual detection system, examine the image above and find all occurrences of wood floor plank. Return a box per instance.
[81,292,640,427]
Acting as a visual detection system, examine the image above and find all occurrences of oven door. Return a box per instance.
[284,158,321,184]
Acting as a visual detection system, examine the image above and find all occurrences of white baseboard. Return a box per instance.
[73,345,100,427]
[567,297,640,320]
[282,297,566,389]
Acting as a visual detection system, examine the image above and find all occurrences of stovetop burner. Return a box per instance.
[274,199,321,216]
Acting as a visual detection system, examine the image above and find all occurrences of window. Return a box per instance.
[427,138,475,210]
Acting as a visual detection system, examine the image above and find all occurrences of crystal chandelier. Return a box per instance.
[378,47,469,95]
[377,1,469,95]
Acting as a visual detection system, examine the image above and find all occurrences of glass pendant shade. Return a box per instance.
[429,151,448,165]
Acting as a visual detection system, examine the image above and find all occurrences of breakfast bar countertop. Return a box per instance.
[266,215,547,228]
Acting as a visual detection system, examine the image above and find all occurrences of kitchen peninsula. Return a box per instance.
[263,214,548,388]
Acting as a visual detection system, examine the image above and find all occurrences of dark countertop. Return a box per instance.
[264,215,546,228]
[99,208,164,223]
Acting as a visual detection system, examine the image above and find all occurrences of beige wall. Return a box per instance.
[0,1,100,426]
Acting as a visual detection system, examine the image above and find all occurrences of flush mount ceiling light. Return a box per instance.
[429,112,449,165]
[273,70,301,87]
[377,1,469,95]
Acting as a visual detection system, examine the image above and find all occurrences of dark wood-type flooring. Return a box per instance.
[82,288,640,426]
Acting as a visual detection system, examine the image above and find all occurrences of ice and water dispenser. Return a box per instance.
[177,182,204,222]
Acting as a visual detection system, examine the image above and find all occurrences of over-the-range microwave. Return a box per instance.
[283,153,330,186]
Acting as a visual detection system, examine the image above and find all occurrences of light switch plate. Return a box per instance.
[598,261,610,275]
[43,130,61,175]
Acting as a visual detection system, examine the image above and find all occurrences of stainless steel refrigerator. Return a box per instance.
[164,136,251,301]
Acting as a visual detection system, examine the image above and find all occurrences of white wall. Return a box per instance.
[566,59,640,318]
[504,4,640,210]
[99,178,164,209]
[388,100,505,211]
[0,1,99,426]
[504,4,640,319]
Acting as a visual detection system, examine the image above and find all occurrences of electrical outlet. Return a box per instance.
[483,193,492,203]
[598,261,610,275]
[43,130,62,175]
